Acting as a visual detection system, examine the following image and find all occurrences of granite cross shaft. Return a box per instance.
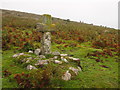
[36,14,55,55]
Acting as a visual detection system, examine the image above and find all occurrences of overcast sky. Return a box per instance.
[1,0,119,29]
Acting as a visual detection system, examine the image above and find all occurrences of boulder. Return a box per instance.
[62,70,71,81]
[27,65,37,70]
[34,49,41,55]
[54,60,62,64]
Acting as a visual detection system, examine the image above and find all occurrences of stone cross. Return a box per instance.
[36,14,55,55]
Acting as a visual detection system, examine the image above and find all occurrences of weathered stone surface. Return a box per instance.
[61,57,68,63]
[54,60,62,64]
[27,65,37,70]
[69,67,81,75]
[34,49,41,55]
[62,70,71,81]
[39,55,46,59]
[41,32,51,55]
[28,50,33,53]
[52,51,60,55]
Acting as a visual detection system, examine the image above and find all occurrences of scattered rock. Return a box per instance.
[35,60,49,66]
[52,51,60,55]
[34,49,41,55]
[62,70,71,81]
[54,60,62,64]
[27,65,37,70]
[77,66,82,71]
[19,53,25,56]
[26,60,30,63]
[27,57,33,60]
[69,67,81,75]
[13,54,19,58]
[53,56,58,59]
[28,50,33,53]
[61,57,68,63]
[21,57,32,63]
[13,53,25,58]
[49,58,54,61]
[68,57,80,61]
[60,54,68,57]
[39,55,46,59]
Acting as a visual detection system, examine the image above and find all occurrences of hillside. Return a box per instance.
[2,9,119,88]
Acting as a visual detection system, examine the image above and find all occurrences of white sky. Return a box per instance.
[1,0,119,29]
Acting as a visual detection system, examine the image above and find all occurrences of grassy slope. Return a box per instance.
[2,9,119,88]
[2,41,118,88]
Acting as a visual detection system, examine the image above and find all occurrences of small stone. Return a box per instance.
[54,60,62,64]
[12,53,25,58]
[13,54,19,58]
[72,58,80,61]
[68,57,73,59]
[27,57,32,60]
[21,59,26,63]
[53,56,58,59]
[62,70,71,81]
[26,60,30,63]
[69,67,80,75]
[77,66,82,71]
[52,51,60,55]
[60,54,68,57]
[68,57,80,61]
[34,49,41,55]
[28,50,33,53]
[61,57,68,63]
[39,55,46,59]
[19,53,25,56]
[35,60,48,66]
[27,65,37,70]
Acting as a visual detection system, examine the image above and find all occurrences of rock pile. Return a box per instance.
[12,49,82,81]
